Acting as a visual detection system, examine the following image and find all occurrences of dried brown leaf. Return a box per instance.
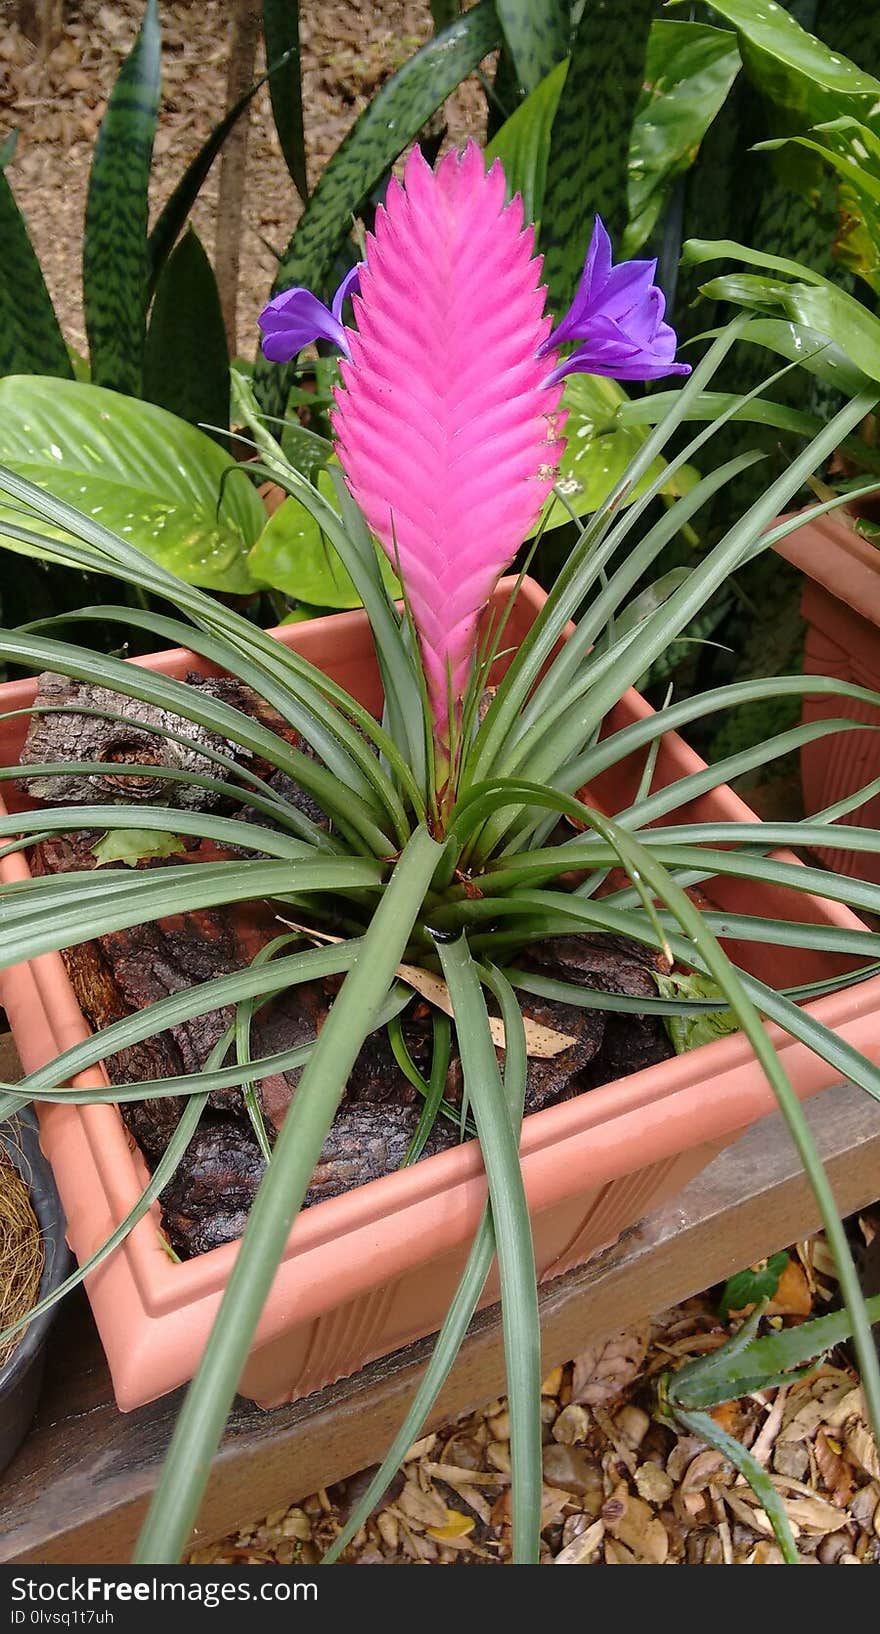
[571,1323,649,1408]
[554,1518,605,1565]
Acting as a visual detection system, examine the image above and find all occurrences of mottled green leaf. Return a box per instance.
[254,0,501,414]
[143,229,230,436]
[248,467,401,607]
[263,0,307,199]
[84,0,161,395]
[495,0,570,95]
[484,58,568,226]
[693,0,880,130]
[92,828,187,867]
[0,377,264,592]
[654,970,738,1054]
[541,0,654,317]
[718,1253,789,1319]
[624,20,741,255]
[0,169,72,379]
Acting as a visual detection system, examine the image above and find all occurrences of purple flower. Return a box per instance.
[258,264,361,364]
[542,217,690,386]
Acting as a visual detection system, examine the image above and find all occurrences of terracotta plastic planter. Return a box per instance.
[775,511,880,882]
[1,576,878,1413]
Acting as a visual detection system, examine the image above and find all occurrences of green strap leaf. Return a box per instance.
[670,1407,799,1563]
[84,0,162,395]
[134,827,442,1564]
[0,169,72,379]
[494,0,570,96]
[143,228,230,436]
[540,0,654,316]
[253,0,502,414]
[262,0,307,200]
[437,935,541,1565]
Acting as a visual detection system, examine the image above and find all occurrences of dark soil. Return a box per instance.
[24,673,674,1261]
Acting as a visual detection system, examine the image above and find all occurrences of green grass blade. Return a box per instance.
[436,935,540,1565]
[133,826,442,1563]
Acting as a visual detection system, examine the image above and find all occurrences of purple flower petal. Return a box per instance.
[331,263,362,324]
[258,285,350,362]
[545,216,688,386]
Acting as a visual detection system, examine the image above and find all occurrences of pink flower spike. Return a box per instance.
[332,141,565,747]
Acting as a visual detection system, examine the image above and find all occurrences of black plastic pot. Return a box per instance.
[0,1109,71,1477]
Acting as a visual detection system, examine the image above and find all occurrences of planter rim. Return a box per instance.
[2,574,878,1405]
[775,507,880,628]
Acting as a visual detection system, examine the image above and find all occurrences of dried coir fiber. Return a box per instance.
[0,1143,44,1368]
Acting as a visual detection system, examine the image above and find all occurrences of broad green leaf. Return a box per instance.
[262,0,307,200]
[691,0,880,132]
[0,169,72,379]
[494,0,570,96]
[484,58,568,226]
[530,374,696,536]
[718,1252,789,1319]
[254,0,502,415]
[624,20,741,255]
[699,269,880,383]
[84,0,161,395]
[92,828,187,867]
[654,970,737,1054]
[0,377,264,592]
[688,318,874,396]
[248,467,401,607]
[143,229,230,436]
[540,0,653,316]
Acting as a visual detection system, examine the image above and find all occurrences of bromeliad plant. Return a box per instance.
[4,143,880,1564]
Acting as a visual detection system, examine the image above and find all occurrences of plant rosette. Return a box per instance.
[3,145,880,1567]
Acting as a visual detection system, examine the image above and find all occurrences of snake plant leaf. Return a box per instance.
[494,0,570,96]
[540,0,653,316]
[484,57,568,227]
[262,0,307,200]
[0,377,263,593]
[624,20,741,256]
[253,0,502,415]
[693,0,880,131]
[248,467,401,608]
[147,55,291,302]
[84,0,161,396]
[0,168,73,380]
[143,229,230,437]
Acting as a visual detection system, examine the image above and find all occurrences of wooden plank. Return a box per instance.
[1,1057,879,1563]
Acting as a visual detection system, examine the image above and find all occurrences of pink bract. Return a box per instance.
[332,141,565,741]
